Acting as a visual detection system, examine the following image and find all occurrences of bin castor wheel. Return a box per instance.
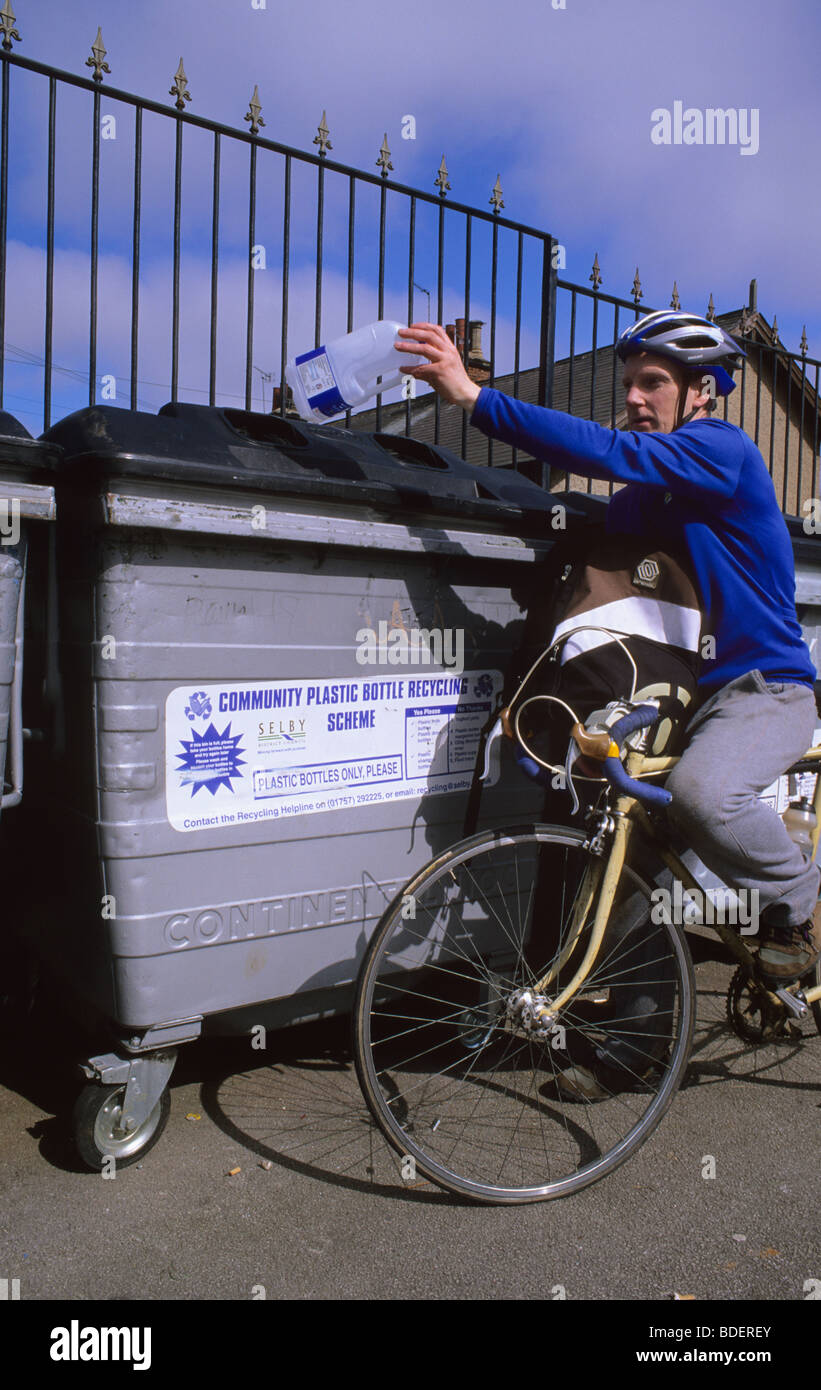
[72,1083,170,1171]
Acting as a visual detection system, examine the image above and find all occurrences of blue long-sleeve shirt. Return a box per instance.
[470,387,815,694]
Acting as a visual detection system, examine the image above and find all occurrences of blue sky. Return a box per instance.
[2,0,819,433]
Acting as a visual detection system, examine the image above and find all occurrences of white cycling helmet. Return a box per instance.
[617,309,746,397]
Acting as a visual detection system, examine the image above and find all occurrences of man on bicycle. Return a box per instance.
[395,311,821,996]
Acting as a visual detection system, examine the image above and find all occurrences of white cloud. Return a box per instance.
[3,238,541,432]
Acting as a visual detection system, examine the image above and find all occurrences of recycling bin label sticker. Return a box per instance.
[165,671,503,831]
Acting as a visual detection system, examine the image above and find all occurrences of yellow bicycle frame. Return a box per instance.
[529,743,821,1014]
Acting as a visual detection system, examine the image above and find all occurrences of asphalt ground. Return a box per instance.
[0,928,818,1360]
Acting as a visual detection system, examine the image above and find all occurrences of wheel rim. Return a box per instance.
[93,1087,165,1161]
[357,828,694,1202]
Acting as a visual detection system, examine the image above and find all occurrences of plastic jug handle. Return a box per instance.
[365,367,406,395]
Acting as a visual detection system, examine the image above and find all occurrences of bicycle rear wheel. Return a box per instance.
[353,824,695,1203]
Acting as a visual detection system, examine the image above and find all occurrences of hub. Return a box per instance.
[506,988,556,1038]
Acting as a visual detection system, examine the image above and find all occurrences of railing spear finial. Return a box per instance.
[800,325,808,357]
[489,175,504,214]
[376,134,393,178]
[435,155,451,198]
[631,267,643,305]
[244,85,265,135]
[706,292,716,321]
[589,253,602,289]
[670,281,681,310]
[0,1,20,51]
[313,111,332,156]
[169,58,191,111]
[86,26,111,82]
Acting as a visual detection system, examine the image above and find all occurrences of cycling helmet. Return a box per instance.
[617,310,746,398]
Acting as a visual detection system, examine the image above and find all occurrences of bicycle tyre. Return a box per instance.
[353,823,695,1204]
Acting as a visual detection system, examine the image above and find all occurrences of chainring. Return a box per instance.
[726,965,794,1043]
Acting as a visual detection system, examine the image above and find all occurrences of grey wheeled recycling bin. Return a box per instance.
[0,414,58,823]
[10,401,580,1167]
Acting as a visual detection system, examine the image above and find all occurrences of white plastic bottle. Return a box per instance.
[284,321,425,422]
[782,798,817,859]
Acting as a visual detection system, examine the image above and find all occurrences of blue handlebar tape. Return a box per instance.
[604,703,673,808]
[607,703,661,746]
[514,745,552,787]
[602,755,672,808]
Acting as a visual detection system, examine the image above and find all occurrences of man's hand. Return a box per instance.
[394,323,481,413]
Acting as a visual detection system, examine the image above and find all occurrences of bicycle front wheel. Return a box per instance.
[353,824,695,1204]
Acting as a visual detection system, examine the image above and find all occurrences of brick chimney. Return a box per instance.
[272,384,297,414]
[467,320,490,384]
[445,319,490,384]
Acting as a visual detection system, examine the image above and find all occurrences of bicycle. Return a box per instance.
[352,679,821,1205]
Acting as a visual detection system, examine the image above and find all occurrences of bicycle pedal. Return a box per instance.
[773,988,808,1020]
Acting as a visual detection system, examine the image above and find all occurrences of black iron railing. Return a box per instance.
[0,35,558,448]
[0,18,818,515]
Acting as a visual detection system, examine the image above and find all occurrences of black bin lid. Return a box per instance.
[784,511,821,566]
[41,401,576,533]
[0,412,61,475]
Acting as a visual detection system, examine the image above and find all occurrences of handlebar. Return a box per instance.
[597,704,673,810]
[513,745,552,787]
[606,705,663,746]
[514,701,673,810]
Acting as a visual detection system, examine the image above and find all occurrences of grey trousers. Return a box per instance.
[664,669,820,926]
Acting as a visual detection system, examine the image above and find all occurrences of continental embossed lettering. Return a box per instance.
[161,881,405,949]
